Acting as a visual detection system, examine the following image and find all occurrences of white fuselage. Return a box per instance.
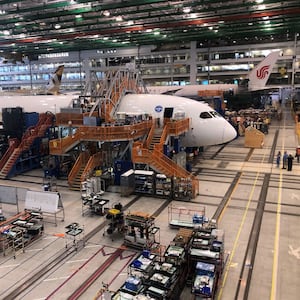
[117,94,237,147]
[0,93,75,116]
[0,92,237,147]
[146,84,238,98]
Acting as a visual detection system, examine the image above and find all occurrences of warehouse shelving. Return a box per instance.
[173,177,193,200]
[134,170,154,195]
[155,173,172,198]
[124,211,159,250]
[188,224,225,299]
[0,210,44,258]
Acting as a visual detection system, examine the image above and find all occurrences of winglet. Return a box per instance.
[248,51,280,91]
[45,65,65,95]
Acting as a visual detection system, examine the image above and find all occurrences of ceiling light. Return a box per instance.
[256,0,264,3]
[183,7,191,14]
[154,31,160,35]
[75,14,82,18]
[127,20,134,26]
[258,5,266,10]
[209,26,213,30]
[3,30,10,35]
[103,10,110,17]
[116,16,123,22]
[55,24,61,29]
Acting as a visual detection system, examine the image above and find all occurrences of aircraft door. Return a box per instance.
[163,107,174,119]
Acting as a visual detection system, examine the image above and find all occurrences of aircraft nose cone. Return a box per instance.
[223,122,237,143]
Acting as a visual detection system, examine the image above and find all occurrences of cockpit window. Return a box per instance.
[210,111,221,118]
[200,112,213,119]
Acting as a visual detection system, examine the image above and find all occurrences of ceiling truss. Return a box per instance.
[0,0,299,58]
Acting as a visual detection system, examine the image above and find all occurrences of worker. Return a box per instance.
[276,151,281,168]
[287,154,294,171]
[295,147,300,163]
[282,151,288,169]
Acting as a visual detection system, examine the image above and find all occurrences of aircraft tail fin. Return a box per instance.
[248,51,280,91]
[45,65,64,95]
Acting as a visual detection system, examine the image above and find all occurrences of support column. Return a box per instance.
[189,41,197,84]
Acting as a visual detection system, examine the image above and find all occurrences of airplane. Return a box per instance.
[247,51,281,91]
[146,51,281,98]
[146,83,238,99]
[116,93,237,146]
[0,93,237,149]
[0,64,237,147]
[0,65,76,117]
[44,65,65,95]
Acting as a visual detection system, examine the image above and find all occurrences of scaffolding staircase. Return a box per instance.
[148,127,164,151]
[68,152,89,190]
[132,118,199,198]
[0,113,54,179]
[69,164,85,191]
[88,68,145,122]
[68,151,105,190]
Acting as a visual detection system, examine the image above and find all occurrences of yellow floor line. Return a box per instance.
[270,173,282,300]
[217,148,267,299]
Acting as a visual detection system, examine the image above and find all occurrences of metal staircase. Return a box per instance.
[68,151,105,190]
[88,68,146,122]
[132,118,199,198]
[0,113,54,179]
[69,164,85,191]
[68,152,89,190]
[148,128,164,151]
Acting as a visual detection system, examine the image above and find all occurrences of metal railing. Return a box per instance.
[81,151,105,182]
[49,120,153,155]
[68,151,90,187]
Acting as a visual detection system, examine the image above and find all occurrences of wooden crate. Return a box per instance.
[244,127,264,148]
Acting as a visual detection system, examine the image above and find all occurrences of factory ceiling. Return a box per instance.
[0,0,299,61]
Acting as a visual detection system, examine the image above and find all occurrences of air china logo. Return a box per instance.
[256,65,270,79]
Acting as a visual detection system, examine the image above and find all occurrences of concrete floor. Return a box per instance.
[0,107,300,300]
